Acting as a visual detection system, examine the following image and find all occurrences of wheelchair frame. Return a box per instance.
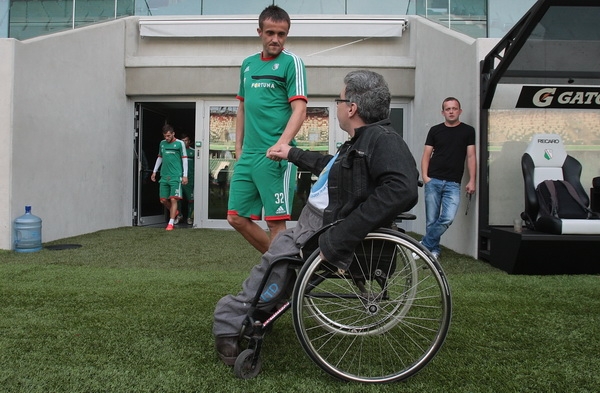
[232,215,452,383]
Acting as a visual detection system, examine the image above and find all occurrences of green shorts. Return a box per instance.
[159,176,183,201]
[227,153,297,221]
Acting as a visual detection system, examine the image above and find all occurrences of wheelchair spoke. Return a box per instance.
[293,230,451,383]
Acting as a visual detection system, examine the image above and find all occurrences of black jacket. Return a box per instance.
[288,119,419,269]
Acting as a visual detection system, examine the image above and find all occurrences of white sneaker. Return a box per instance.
[174,214,183,225]
[413,249,440,261]
[187,218,193,225]
[412,241,423,260]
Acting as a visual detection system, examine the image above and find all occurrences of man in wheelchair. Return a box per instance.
[213,70,420,366]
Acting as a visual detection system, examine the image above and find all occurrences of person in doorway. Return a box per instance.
[180,133,195,225]
[213,70,419,366]
[420,97,476,259]
[151,124,188,231]
[227,5,308,254]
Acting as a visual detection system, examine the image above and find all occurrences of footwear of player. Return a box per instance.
[166,224,174,231]
[187,218,193,225]
[174,211,182,225]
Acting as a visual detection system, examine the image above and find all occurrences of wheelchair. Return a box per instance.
[232,213,452,383]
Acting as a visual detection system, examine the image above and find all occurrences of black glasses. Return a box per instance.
[334,98,351,104]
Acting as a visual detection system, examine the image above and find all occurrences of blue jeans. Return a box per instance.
[421,178,461,255]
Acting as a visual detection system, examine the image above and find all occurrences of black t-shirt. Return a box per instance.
[425,122,475,184]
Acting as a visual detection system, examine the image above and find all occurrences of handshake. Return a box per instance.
[266,144,292,161]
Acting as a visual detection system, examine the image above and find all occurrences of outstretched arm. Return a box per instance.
[267,99,307,157]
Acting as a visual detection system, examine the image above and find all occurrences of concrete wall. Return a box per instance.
[8,19,131,246]
[0,39,15,249]
[124,17,416,99]
[410,17,481,257]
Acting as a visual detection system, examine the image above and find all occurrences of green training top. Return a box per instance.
[158,139,187,179]
[186,147,195,180]
[237,49,307,154]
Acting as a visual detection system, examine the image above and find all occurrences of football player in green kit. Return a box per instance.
[180,134,195,225]
[227,5,308,254]
[151,124,188,231]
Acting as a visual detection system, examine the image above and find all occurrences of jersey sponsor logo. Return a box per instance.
[249,74,286,90]
[244,66,250,73]
[251,81,276,89]
[517,86,600,109]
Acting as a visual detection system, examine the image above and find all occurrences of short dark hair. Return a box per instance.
[442,97,461,110]
[259,5,291,30]
[162,124,174,134]
[343,70,391,124]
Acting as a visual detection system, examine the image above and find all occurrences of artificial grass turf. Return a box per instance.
[0,227,598,393]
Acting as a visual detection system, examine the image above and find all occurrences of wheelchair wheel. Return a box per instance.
[233,349,262,379]
[292,229,451,383]
[300,236,418,335]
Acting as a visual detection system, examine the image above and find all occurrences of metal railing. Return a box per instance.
[3,0,536,41]
[6,0,149,40]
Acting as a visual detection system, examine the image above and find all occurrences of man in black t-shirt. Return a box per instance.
[420,97,476,259]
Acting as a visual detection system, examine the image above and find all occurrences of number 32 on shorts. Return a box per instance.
[274,192,285,204]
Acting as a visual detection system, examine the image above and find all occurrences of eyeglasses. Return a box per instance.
[334,98,351,105]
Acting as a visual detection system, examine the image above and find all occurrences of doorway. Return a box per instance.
[133,100,410,229]
[133,102,196,226]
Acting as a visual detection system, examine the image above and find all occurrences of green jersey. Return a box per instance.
[237,49,307,153]
[158,139,187,179]
[186,147,195,181]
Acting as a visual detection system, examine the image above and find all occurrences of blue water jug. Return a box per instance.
[14,205,42,253]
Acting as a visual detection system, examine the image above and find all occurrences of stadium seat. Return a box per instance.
[521,133,600,234]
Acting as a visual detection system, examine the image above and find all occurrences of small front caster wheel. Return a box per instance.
[233,349,262,379]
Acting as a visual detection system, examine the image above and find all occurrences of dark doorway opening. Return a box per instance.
[134,102,196,226]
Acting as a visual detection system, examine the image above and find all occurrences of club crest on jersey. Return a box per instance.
[272,63,280,71]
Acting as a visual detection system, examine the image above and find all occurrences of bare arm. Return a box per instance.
[267,99,307,157]
[465,144,477,194]
[420,145,434,183]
